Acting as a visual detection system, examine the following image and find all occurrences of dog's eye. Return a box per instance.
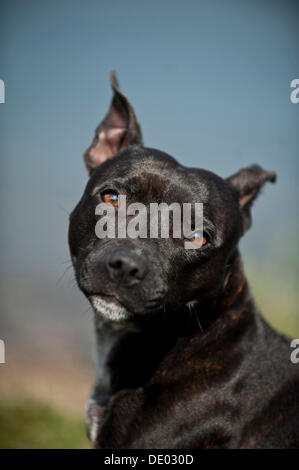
[187,231,209,247]
[101,191,119,207]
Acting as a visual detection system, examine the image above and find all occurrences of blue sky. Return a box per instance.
[0,0,298,280]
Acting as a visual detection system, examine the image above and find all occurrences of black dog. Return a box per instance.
[69,72,299,448]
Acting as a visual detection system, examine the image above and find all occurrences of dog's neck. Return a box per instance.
[91,251,256,404]
[210,251,255,332]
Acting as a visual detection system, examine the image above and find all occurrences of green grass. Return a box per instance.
[245,259,299,339]
[0,397,91,449]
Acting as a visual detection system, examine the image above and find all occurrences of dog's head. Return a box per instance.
[69,73,276,322]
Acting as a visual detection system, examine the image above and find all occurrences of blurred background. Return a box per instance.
[0,0,298,448]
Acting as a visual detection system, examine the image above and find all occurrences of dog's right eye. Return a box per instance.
[101,191,119,207]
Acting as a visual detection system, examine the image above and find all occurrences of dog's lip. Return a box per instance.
[144,298,165,311]
[88,292,123,307]
[87,292,166,316]
[88,293,132,322]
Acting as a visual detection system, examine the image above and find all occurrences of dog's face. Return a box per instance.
[69,73,276,322]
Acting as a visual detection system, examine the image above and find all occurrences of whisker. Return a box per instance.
[81,304,93,316]
[191,305,203,332]
[57,204,71,215]
[56,264,73,286]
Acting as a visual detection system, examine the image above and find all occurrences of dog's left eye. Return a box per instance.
[187,231,209,247]
[102,191,119,207]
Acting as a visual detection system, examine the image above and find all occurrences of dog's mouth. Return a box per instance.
[88,291,167,323]
[89,294,132,322]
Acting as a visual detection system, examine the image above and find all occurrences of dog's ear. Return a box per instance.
[84,71,143,175]
[226,165,276,232]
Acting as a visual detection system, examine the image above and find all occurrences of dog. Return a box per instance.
[68,72,299,449]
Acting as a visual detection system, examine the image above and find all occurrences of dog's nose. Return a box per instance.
[106,249,148,286]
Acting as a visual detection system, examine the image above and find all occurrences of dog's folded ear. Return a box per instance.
[226,165,276,232]
[84,71,143,175]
